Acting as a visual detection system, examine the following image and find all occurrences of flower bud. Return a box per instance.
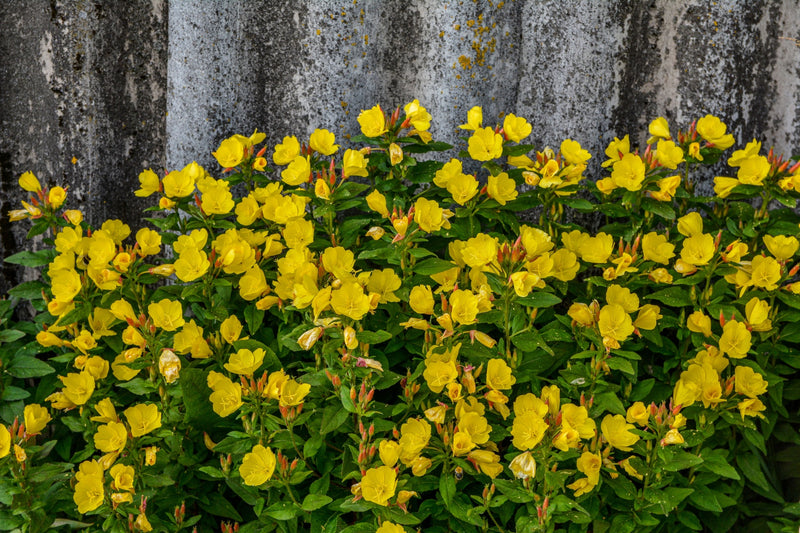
[297,327,323,350]
[389,143,403,166]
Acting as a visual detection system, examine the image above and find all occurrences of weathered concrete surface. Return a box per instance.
[0,0,168,292]
[2,0,800,292]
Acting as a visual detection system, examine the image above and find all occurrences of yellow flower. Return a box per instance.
[0,425,10,459]
[357,105,387,137]
[745,297,772,331]
[648,116,671,143]
[18,171,42,192]
[162,169,195,198]
[735,366,767,398]
[331,282,371,320]
[601,414,639,451]
[611,153,645,191]
[343,148,369,177]
[626,401,650,426]
[213,136,246,168]
[696,114,735,149]
[487,172,518,205]
[509,451,537,479]
[687,311,712,337]
[201,180,235,215]
[560,139,591,166]
[468,127,504,161]
[737,155,770,185]
[208,373,243,417]
[458,106,483,131]
[680,233,715,266]
[641,232,675,264]
[367,269,402,303]
[91,398,118,423]
[273,135,301,166]
[148,299,184,331]
[598,304,634,342]
[450,289,479,325]
[377,522,405,533]
[577,233,614,264]
[749,255,781,291]
[281,155,311,186]
[503,114,532,143]
[469,449,503,479]
[414,197,449,233]
[422,361,458,394]
[446,172,479,205]
[60,372,95,406]
[677,212,703,237]
[462,233,498,268]
[606,285,639,313]
[719,320,751,359]
[158,349,181,384]
[403,99,432,131]
[458,412,492,445]
[112,348,143,381]
[486,358,515,390]
[424,405,447,424]
[321,246,355,278]
[712,176,739,199]
[110,463,135,493]
[73,475,104,514]
[136,228,161,257]
[433,159,463,189]
[738,398,766,419]
[47,186,67,209]
[633,304,661,330]
[134,513,152,532]
[220,315,243,344]
[124,404,161,437]
[23,404,51,435]
[279,379,311,407]
[655,140,684,170]
[398,418,431,465]
[361,466,397,506]
[511,412,548,450]
[576,451,602,484]
[240,444,276,486]
[763,235,799,261]
[451,431,476,456]
[651,174,682,201]
[379,440,400,467]
[94,422,127,453]
[309,128,339,156]
[225,348,265,376]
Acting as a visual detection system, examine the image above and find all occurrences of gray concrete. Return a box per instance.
[2,0,800,292]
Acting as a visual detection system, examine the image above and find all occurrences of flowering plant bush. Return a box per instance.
[3,101,800,533]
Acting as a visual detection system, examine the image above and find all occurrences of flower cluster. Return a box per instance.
[2,102,800,532]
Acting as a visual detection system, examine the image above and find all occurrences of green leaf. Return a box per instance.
[645,287,694,307]
[406,160,442,184]
[206,493,244,521]
[7,281,46,300]
[516,292,562,308]
[339,386,356,413]
[1,386,30,401]
[357,330,392,344]
[687,485,723,512]
[439,474,455,508]
[511,330,554,356]
[3,249,56,267]
[0,330,25,343]
[301,494,332,512]
[492,479,534,503]
[6,356,54,378]
[264,501,301,520]
[659,448,703,471]
[244,304,264,336]
[415,258,456,275]
[698,449,740,480]
[320,405,349,435]
[641,198,676,220]
[605,473,636,500]
[606,357,635,376]
[644,487,693,515]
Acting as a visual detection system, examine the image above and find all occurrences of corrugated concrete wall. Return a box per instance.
[1,0,799,291]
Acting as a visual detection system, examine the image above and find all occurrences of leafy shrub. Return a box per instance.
[2,102,800,532]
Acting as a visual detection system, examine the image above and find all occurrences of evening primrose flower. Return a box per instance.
[279,379,311,407]
[502,114,531,143]
[74,474,104,514]
[611,153,645,191]
[213,136,246,168]
[696,114,735,149]
[281,155,311,186]
[641,232,675,264]
[403,99,432,131]
[361,466,397,506]
[647,116,671,143]
[486,359,515,390]
[509,452,536,479]
[598,304,634,342]
[423,360,458,394]
[158,349,181,384]
[94,421,127,453]
[487,172,518,205]
[687,311,712,337]
[23,404,51,435]
[468,127,504,161]
[601,414,639,451]
[240,444,276,486]
[414,197,449,233]
[737,155,770,185]
[735,366,768,398]
[511,412,548,450]
[148,299,184,331]
[309,128,339,155]
[343,148,369,177]
[357,105,387,137]
[763,235,799,261]
[0,425,10,459]
[162,169,195,198]
[60,372,95,406]
[272,135,301,166]
[458,106,483,131]
[124,404,162,437]
[749,255,781,291]
[446,172,479,205]
[719,320,751,359]
[208,373,243,417]
[331,282,371,320]
[680,233,715,266]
